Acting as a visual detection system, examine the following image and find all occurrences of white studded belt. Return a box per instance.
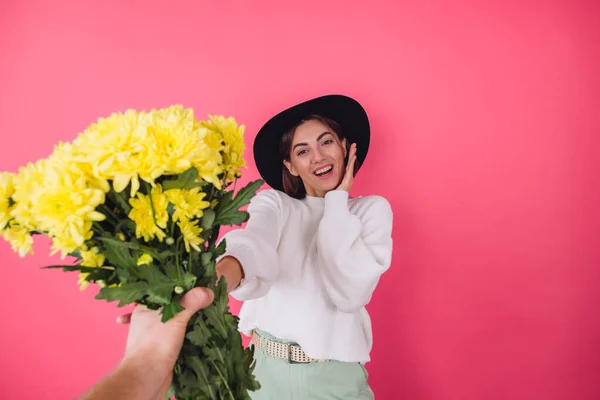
[251,330,325,364]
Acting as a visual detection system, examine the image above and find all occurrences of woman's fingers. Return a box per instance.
[116,313,132,324]
[347,144,357,176]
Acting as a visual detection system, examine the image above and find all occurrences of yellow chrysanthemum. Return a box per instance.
[201,115,247,180]
[128,184,169,242]
[137,253,153,266]
[78,274,91,290]
[9,159,104,259]
[10,159,48,231]
[138,105,202,183]
[49,141,110,193]
[191,125,224,189]
[177,218,204,252]
[81,248,106,267]
[71,109,150,196]
[0,172,15,231]
[3,222,34,257]
[29,163,106,258]
[50,226,95,259]
[77,247,111,290]
[165,187,211,223]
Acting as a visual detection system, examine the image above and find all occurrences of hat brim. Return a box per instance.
[253,94,370,191]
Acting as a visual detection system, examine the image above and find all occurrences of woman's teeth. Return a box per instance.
[315,166,333,176]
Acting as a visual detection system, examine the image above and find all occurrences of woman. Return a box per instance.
[216,94,394,399]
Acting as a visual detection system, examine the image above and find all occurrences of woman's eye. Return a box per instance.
[297,149,308,156]
[323,139,334,145]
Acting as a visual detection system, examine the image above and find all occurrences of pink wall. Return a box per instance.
[1,1,599,399]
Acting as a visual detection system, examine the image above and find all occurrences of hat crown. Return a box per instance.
[253,94,370,193]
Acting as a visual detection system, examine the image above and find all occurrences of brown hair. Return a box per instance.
[279,114,359,199]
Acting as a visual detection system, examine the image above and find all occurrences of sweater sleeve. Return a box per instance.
[316,190,393,313]
[218,189,282,301]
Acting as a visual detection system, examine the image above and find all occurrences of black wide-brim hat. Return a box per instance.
[253,94,370,191]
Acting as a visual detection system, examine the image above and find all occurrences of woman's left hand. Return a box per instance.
[336,143,357,192]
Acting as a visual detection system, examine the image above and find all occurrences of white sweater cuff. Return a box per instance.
[217,231,277,300]
[324,190,350,217]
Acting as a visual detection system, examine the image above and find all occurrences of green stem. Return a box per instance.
[92,223,105,234]
[112,190,132,214]
[199,361,217,400]
[99,204,119,224]
[208,226,220,253]
[210,360,235,400]
[221,173,228,195]
[176,236,183,281]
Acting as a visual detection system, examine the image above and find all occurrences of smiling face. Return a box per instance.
[283,119,347,198]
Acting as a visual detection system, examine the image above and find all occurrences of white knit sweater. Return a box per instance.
[220,189,393,363]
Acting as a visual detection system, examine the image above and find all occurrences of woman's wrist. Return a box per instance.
[216,256,245,292]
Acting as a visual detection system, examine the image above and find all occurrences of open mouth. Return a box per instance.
[313,165,333,177]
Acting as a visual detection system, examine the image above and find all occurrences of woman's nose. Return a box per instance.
[311,148,325,163]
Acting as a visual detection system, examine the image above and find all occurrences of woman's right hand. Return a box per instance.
[336,143,357,192]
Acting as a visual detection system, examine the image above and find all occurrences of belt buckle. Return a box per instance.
[287,343,302,364]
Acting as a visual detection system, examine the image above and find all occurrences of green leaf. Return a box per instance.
[213,179,263,226]
[163,262,180,280]
[244,348,261,392]
[95,281,148,307]
[161,300,184,322]
[85,268,116,283]
[204,305,229,338]
[214,239,226,257]
[96,237,137,269]
[201,208,216,230]
[200,252,213,267]
[162,264,196,290]
[115,267,136,284]
[182,272,197,289]
[167,202,175,217]
[213,276,230,314]
[106,189,133,215]
[67,249,82,258]
[178,367,204,392]
[96,236,171,264]
[187,317,212,347]
[162,168,207,191]
[114,219,135,235]
[165,384,176,400]
[157,249,176,262]
[46,264,116,284]
[209,359,235,400]
[185,355,220,399]
[44,264,82,272]
[228,328,242,376]
[137,264,176,304]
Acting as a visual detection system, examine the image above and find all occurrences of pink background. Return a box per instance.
[1,1,599,399]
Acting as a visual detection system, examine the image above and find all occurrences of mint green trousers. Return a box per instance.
[249,330,375,400]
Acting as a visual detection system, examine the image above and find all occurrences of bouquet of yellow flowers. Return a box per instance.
[0,105,262,399]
